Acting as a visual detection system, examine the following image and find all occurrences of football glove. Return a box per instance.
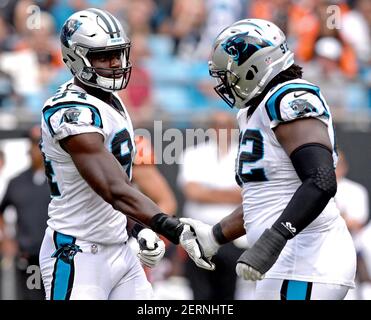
[149,213,215,270]
[180,218,220,259]
[236,228,287,281]
[137,228,165,268]
[179,224,215,271]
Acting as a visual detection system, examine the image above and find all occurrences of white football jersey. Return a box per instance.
[236,79,356,287]
[40,80,136,244]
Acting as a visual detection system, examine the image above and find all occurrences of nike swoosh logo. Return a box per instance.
[293,92,307,98]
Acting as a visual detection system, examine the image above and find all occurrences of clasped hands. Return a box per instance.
[138,218,285,282]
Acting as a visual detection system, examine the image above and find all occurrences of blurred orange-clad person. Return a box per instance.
[132,135,177,215]
[289,0,357,78]
[250,0,358,78]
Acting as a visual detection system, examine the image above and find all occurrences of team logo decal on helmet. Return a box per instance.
[221,32,272,66]
[60,19,82,48]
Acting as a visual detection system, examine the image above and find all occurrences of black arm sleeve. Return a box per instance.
[271,143,337,240]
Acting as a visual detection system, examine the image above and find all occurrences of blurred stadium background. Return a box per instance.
[0,0,370,300]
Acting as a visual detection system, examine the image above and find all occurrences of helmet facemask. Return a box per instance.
[209,68,240,108]
[76,44,132,92]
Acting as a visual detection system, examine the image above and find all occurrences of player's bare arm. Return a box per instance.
[274,117,332,154]
[60,132,214,270]
[217,205,246,242]
[60,132,161,226]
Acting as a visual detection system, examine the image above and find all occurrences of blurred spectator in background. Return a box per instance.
[0,69,21,111]
[124,0,156,36]
[118,33,154,127]
[342,0,371,116]
[133,135,177,215]
[335,150,370,299]
[0,14,15,53]
[177,111,244,300]
[303,37,351,120]
[151,0,175,34]
[294,0,371,120]
[249,0,292,33]
[0,8,63,118]
[289,0,358,78]
[14,10,62,114]
[169,0,206,59]
[0,126,49,299]
[0,150,6,204]
[341,0,371,66]
[335,150,369,236]
[193,0,245,61]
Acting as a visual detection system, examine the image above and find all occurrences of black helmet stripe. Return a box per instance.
[106,12,121,38]
[88,8,117,38]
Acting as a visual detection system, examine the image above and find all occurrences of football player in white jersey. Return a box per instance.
[39,8,212,300]
[179,19,357,300]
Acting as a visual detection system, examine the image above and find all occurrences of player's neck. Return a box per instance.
[73,78,113,104]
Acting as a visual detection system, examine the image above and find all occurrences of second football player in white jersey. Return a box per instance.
[180,19,356,300]
[39,8,212,300]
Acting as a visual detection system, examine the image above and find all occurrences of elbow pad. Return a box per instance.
[290,143,337,196]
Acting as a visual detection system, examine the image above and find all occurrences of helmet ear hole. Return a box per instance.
[246,70,255,80]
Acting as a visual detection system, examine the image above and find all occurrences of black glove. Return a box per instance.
[236,228,287,280]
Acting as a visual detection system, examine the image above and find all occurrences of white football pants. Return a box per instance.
[252,278,350,300]
[39,227,153,300]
